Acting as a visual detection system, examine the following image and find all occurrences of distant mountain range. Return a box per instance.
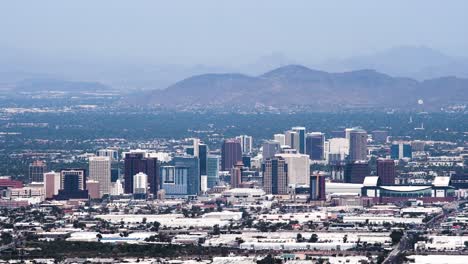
[319,46,468,80]
[138,65,468,111]
[2,46,468,91]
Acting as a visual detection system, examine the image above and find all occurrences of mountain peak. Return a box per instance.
[261,64,328,79]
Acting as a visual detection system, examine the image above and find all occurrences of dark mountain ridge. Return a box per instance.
[139,65,468,110]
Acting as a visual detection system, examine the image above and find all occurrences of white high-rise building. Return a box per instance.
[274,134,286,146]
[89,156,111,197]
[111,179,124,196]
[275,153,310,186]
[193,138,200,157]
[345,128,354,141]
[236,135,253,154]
[133,172,148,194]
[200,175,208,193]
[325,138,349,163]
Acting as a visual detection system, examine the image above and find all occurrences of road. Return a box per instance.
[383,234,410,264]
[383,201,460,263]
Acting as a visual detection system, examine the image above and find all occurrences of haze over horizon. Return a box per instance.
[1,0,468,89]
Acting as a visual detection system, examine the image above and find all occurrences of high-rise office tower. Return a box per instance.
[242,155,251,168]
[44,171,60,199]
[29,160,46,182]
[236,135,253,154]
[199,143,208,176]
[60,169,86,191]
[262,157,288,195]
[89,156,111,197]
[291,127,306,154]
[344,161,370,184]
[206,155,219,189]
[274,134,286,146]
[192,138,200,157]
[172,155,200,196]
[285,130,297,149]
[262,140,281,162]
[54,169,88,200]
[306,132,325,160]
[97,148,120,184]
[230,162,243,188]
[221,139,242,171]
[123,153,159,195]
[275,153,310,186]
[391,143,412,160]
[348,128,367,161]
[133,172,148,199]
[161,166,187,196]
[377,159,396,185]
[96,149,119,161]
[310,174,326,201]
[325,138,349,163]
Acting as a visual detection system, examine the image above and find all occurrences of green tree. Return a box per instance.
[296,233,303,242]
[309,233,318,243]
[213,224,221,235]
[0,232,13,245]
[390,230,403,245]
[257,254,282,264]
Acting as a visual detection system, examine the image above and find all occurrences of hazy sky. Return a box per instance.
[1,0,467,65]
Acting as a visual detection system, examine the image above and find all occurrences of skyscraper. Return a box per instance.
[230,162,243,188]
[54,169,88,200]
[391,143,412,160]
[97,149,120,183]
[44,171,60,199]
[221,139,242,171]
[262,140,281,162]
[310,174,326,201]
[262,157,288,195]
[123,152,159,195]
[89,156,111,197]
[60,169,86,191]
[172,155,200,196]
[291,127,306,154]
[285,130,298,149]
[133,172,148,199]
[96,149,119,161]
[275,153,310,186]
[348,128,367,161]
[161,166,188,196]
[377,159,396,185]
[198,143,208,176]
[306,132,325,160]
[192,138,200,157]
[344,161,370,184]
[236,135,253,154]
[206,155,219,189]
[29,160,46,182]
[325,138,349,163]
[274,134,286,146]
